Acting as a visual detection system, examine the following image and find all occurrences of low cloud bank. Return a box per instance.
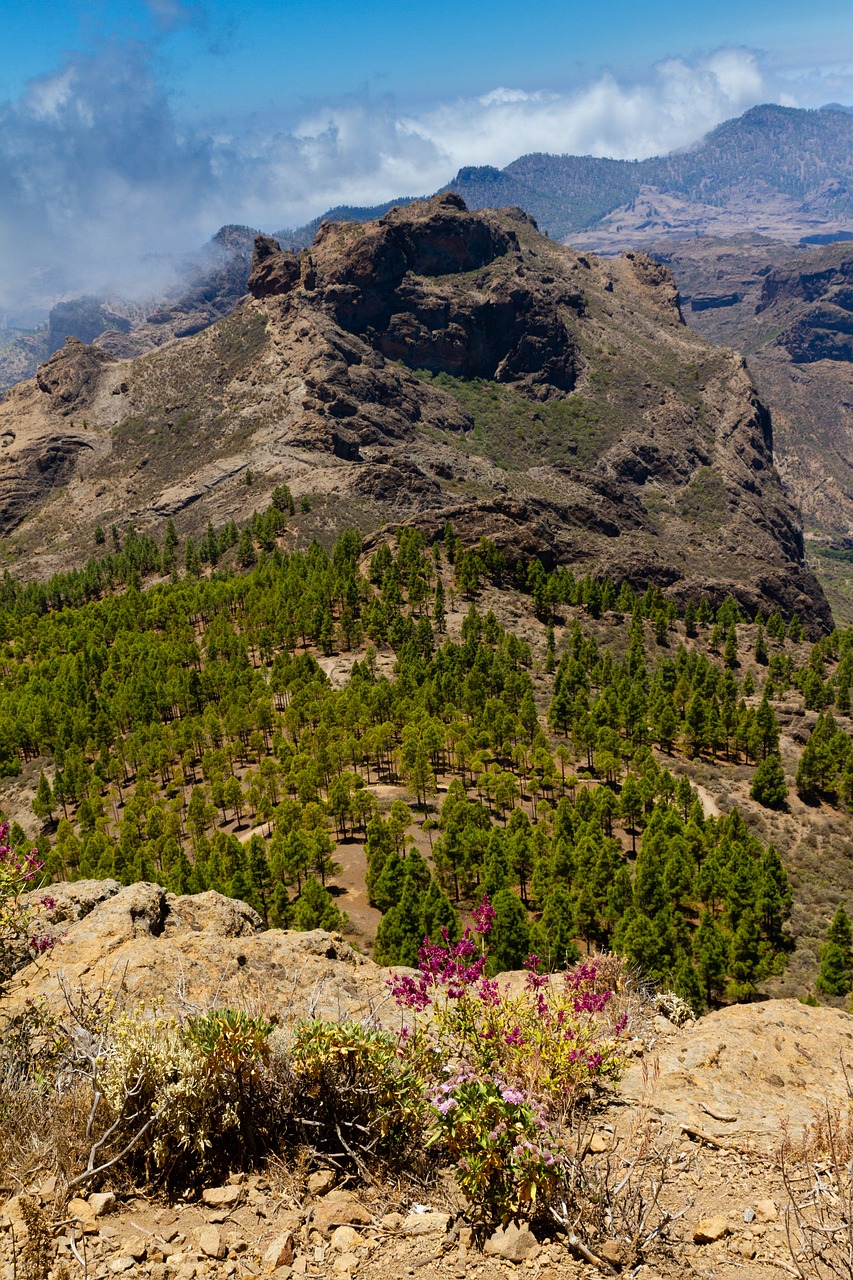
[0,41,832,320]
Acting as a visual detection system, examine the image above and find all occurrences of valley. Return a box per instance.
[3,123,853,1280]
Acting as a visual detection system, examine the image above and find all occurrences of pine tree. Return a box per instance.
[672,950,704,1013]
[184,537,201,576]
[238,527,257,567]
[373,879,424,966]
[722,627,737,670]
[271,883,292,928]
[613,909,668,985]
[573,884,600,951]
[247,834,272,924]
[32,771,54,823]
[293,876,348,932]
[727,908,764,999]
[419,880,459,944]
[693,910,730,1005]
[372,853,404,914]
[757,845,792,946]
[750,754,788,809]
[767,610,786,640]
[487,889,531,975]
[816,904,853,997]
[481,830,513,899]
[530,884,579,971]
[433,580,446,634]
[750,627,767,667]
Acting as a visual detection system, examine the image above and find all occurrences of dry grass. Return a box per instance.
[0,1080,102,1201]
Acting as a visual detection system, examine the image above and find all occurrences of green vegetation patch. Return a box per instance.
[675,467,729,530]
[210,307,269,376]
[412,370,616,468]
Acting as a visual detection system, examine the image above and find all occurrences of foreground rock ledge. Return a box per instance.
[6,881,853,1150]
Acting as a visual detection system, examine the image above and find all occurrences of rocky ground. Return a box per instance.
[3,882,853,1279]
[0,1157,811,1280]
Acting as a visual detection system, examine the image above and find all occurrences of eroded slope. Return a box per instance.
[0,194,830,627]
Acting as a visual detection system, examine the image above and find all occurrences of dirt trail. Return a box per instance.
[694,783,722,817]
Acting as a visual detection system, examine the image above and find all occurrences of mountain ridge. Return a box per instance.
[0,193,830,630]
[3,102,853,395]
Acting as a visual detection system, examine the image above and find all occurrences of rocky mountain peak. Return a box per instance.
[0,195,833,628]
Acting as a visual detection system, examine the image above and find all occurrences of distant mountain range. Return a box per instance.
[278,103,853,248]
[447,104,853,244]
[5,102,853,395]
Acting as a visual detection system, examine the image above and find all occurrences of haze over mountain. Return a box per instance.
[4,102,853,389]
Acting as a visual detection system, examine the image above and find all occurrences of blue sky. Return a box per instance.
[1,0,853,318]
[3,0,852,112]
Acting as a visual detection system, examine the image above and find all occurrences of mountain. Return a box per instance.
[463,104,853,247]
[653,236,853,565]
[5,102,853,397]
[284,105,853,247]
[0,226,261,394]
[0,193,829,628]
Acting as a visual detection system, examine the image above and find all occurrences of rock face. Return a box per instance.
[4,882,395,1025]
[0,194,831,628]
[47,299,132,357]
[619,997,853,1145]
[756,248,853,363]
[657,236,853,541]
[250,197,578,394]
[36,338,117,414]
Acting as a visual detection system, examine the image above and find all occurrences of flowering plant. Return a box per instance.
[427,1070,561,1219]
[388,895,628,1221]
[0,820,54,984]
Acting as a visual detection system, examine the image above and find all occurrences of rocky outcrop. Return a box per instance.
[252,196,580,394]
[247,235,300,298]
[7,881,853,1154]
[620,997,853,1146]
[5,882,394,1025]
[756,248,853,363]
[0,195,832,629]
[35,337,117,415]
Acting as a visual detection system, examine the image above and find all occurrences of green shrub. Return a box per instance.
[95,1004,279,1188]
[289,1019,429,1174]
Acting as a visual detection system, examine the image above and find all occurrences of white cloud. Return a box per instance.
[0,40,842,320]
[401,49,769,170]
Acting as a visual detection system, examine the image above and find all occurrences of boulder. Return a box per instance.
[311,1190,372,1234]
[201,1185,244,1210]
[483,1220,541,1262]
[198,1226,226,1259]
[693,1216,730,1244]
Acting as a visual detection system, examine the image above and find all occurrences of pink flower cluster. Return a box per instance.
[471,894,495,935]
[565,958,613,1014]
[389,924,489,1009]
[0,819,45,883]
[0,820,55,956]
